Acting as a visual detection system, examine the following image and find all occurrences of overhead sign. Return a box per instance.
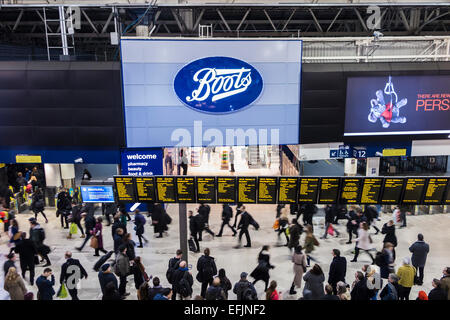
[176,177,196,203]
[402,178,427,204]
[340,178,362,204]
[237,177,257,204]
[258,177,278,204]
[135,177,156,202]
[114,176,137,202]
[196,177,216,203]
[298,178,319,204]
[318,178,340,204]
[381,178,405,204]
[423,178,448,204]
[16,154,42,163]
[217,177,237,203]
[360,178,383,204]
[121,149,163,176]
[156,176,176,203]
[278,177,298,204]
[81,185,115,203]
[174,56,263,114]
[345,75,450,136]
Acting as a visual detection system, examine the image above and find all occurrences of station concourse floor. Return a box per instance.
[0,205,449,300]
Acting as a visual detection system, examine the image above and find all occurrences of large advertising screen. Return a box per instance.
[121,39,302,147]
[81,186,115,203]
[344,75,450,136]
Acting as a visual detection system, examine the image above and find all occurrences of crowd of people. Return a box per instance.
[1,193,449,301]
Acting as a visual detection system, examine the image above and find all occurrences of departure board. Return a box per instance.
[135,177,155,202]
[423,178,448,204]
[114,176,136,202]
[318,178,340,204]
[298,178,319,203]
[258,177,278,204]
[155,176,176,203]
[445,180,450,204]
[402,178,427,204]
[340,178,362,204]
[381,178,405,204]
[217,177,236,203]
[196,177,216,203]
[360,178,383,204]
[237,177,257,204]
[176,177,196,203]
[277,177,298,204]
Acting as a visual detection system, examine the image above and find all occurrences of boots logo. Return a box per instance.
[174,56,263,114]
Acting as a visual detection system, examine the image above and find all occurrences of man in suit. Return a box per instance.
[235,206,253,248]
[60,251,88,300]
[328,249,347,295]
[216,204,237,237]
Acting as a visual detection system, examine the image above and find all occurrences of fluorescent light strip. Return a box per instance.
[344,130,450,136]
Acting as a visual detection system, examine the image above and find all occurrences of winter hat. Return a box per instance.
[101,264,110,272]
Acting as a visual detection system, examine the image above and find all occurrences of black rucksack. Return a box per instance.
[238,282,256,300]
[166,258,180,284]
[375,251,384,267]
[178,272,193,297]
[202,258,215,279]
[39,228,46,242]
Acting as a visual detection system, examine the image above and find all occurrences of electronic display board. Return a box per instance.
[114,176,136,202]
[196,177,216,203]
[340,178,362,204]
[135,177,156,202]
[156,176,176,203]
[381,178,405,204]
[445,180,450,204]
[81,186,115,203]
[176,177,196,203]
[258,177,278,204]
[423,178,448,204]
[278,177,298,204]
[217,177,237,203]
[402,178,427,204]
[360,178,383,204]
[298,178,319,204]
[318,178,340,204]
[237,177,257,204]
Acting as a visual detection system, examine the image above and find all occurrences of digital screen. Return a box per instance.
[360,178,383,204]
[237,177,257,204]
[135,177,156,202]
[318,178,340,204]
[445,180,450,204]
[258,177,278,204]
[423,178,448,204]
[114,176,136,202]
[176,177,196,203]
[402,178,427,204]
[381,178,405,204]
[344,75,450,136]
[120,149,163,176]
[196,177,216,203]
[217,177,237,203]
[156,176,176,203]
[278,177,298,204]
[298,178,319,203]
[81,185,115,203]
[340,178,362,204]
[121,39,302,147]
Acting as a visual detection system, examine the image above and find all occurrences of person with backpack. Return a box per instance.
[205,277,226,300]
[113,245,131,299]
[250,245,274,292]
[31,188,47,223]
[188,211,201,253]
[134,209,148,248]
[172,260,193,300]
[98,264,118,296]
[409,233,430,286]
[167,249,182,300]
[196,248,218,298]
[218,268,232,299]
[29,218,51,267]
[379,273,399,300]
[198,203,214,240]
[233,272,258,300]
[216,204,237,237]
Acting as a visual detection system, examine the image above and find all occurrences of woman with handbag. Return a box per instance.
[92,217,107,256]
[290,245,307,295]
[351,222,375,263]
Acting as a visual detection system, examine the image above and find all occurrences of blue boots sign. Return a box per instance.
[121,149,163,176]
[174,56,264,114]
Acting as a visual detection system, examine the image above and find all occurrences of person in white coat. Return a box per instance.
[351,222,375,263]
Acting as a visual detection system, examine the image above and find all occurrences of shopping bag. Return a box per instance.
[327,224,334,236]
[69,222,78,235]
[90,236,99,249]
[272,219,280,230]
[285,227,290,236]
[57,283,68,299]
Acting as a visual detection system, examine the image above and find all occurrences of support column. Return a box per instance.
[178,203,188,264]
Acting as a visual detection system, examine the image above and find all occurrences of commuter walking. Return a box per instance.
[123,233,136,261]
[303,264,325,300]
[232,203,244,229]
[114,245,131,298]
[30,188,47,223]
[76,213,96,252]
[92,217,107,256]
[196,248,217,298]
[216,204,237,237]
[3,252,16,276]
[321,204,340,239]
[396,257,416,300]
[103,202,116,226]
[350,271,371,300]
[70,202,85,238]
[378,242,395,279]
[409,233,429,286]
[233,272,257,300]
[188,211,201,252]
[56,188,71,229]
[172,261,193,300]
[287,219,303,252]
[399,205,411,228]
[60,251,88,300]
[250,245,274,292]
[152,203,167,238]
[346,205,361,244]
[113,228,124,254]
[36,268,55,300]
[13,232,37,285]
[198,203,214,240]
[351,222,375,263]
[133,209,148,248]
[3,267,27,300]
[364,205,380,234]
[131,256,149,291]
[277,205,290,246]
[98,264,118,296]
[328,249,347,295]
[205,277,226,300]
[304,225,319,266]
[381,220,397,260]
[302,204,317,230]
[29,218,51,266]
[265,280,279,300]
[218,268,232,299]
[290,246,307,295]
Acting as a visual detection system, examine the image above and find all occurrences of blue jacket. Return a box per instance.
[36,275,55,300]
[153,293,168,300]
[98,271,118,294]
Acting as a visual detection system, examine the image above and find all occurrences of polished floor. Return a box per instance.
[0,203,448,300]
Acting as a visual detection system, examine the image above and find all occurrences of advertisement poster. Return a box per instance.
[344,75,450,136]
[120,148,163,176]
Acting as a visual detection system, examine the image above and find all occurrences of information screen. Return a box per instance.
[156,176,176,203]
[402,178,427,204]
[445,180,450,204]
[298,178,319,203]
[81,185,115,203]
[360,178,383,204]
[340,178,362,204]
[318,178,340,204]
[423,178,448,204]
[176,177,196,203]
[114,176,136,202]
[278,177,298,204]
[381,178,405,204]
[237,177,257,204]
[217,177,237,203]
[135,177,156,202]
[258,177,278,204]
[196,177,216,203]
